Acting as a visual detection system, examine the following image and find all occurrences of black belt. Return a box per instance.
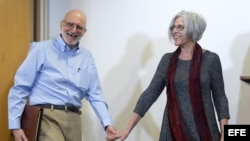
[35,104,81,114]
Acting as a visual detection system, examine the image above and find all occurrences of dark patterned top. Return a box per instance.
[134,50,230,141]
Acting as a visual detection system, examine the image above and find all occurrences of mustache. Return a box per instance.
[67,32,78,38]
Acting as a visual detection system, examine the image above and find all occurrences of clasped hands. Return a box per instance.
[106,126,129,141]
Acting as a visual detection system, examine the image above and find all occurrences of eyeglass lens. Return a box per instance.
[170,25,184,31]
[63,21,85,31]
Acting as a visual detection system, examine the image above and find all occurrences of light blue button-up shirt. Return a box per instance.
[8,35,112,129]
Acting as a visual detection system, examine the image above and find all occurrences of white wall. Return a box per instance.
[48,0,250,140]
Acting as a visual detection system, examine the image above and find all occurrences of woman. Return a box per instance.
[116,10,230,141]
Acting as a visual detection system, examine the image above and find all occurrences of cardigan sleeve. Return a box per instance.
[209,53,230,120]
[133,53,171,117]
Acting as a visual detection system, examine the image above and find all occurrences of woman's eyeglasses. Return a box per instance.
[170,24,184,31]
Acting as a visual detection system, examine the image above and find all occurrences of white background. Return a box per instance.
[48,0,250,140]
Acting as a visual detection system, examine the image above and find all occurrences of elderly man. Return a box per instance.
[8,9,116,141]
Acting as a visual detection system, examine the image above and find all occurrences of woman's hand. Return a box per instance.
[116,128,130,141]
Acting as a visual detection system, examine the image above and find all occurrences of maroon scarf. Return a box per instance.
[166,43,212,141]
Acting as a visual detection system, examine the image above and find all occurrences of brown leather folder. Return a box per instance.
[21,104,43,141]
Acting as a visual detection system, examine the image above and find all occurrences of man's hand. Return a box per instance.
[105,125,118,141]
[12,129,28,141]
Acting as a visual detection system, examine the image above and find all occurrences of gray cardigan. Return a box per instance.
[134,50,230,141]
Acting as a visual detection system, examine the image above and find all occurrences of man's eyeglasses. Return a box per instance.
[170,24,185,31]
[62,21,86,32]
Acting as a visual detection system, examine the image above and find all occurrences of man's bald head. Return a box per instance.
[63,10,87,26]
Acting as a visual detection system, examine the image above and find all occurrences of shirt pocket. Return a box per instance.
[76,67,91,93]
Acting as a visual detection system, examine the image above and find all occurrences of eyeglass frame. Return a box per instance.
[170,24,185,31]
[62,20,86,32]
